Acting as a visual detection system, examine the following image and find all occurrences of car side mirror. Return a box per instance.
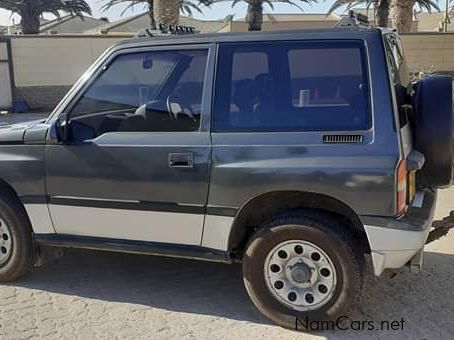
[48,115,68,144]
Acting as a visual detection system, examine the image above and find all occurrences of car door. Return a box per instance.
[45,44,214,246]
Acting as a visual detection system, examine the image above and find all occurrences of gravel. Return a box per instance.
[1,189,454,339]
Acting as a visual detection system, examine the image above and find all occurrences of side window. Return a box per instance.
[213,42,370,132]
[385,34,410,127]
[385,34,402,86]
[229,50,269,127]
[288,46,369,131]
[68,49,208,141]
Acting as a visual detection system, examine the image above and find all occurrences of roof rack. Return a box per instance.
[136,23,198,38]
[335,10,371,28]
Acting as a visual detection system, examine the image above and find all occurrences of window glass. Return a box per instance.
[213,42,370,132]
[68,49,208,141]
[385,34,410,126]
[385,35,401,85]
[228,50,269,128]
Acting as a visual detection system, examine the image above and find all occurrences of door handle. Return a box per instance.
[168,153,194,168]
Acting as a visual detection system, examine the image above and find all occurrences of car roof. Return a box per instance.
[112,26,385,50]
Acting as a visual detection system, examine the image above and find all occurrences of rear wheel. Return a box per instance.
[0,194,33,282]
[242,212,364,330]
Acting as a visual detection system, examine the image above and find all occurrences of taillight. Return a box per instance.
[396,160,407,216]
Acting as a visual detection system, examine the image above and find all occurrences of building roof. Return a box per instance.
[416,11,453,32]
[0,10,450,35]
[260,13,340,22]
[88,13,229,34]
[3,15,108,34]
[39,15,109,34]
[88,12,344,34]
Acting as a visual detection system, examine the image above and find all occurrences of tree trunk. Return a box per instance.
[246,3,263,31]
[148,0,156,29]
[376,0,389,28]
[390,0,415,33]
[20,11,40,34]
[154,0,179,26]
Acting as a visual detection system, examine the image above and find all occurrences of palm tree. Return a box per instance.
[102,0,157,28]
[0,0,91,34]
[328,0,390,27]
[215,0,315,31]
[327,0,439,32]
[102,0,213,28]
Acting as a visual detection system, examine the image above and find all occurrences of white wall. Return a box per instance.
[10,36,128,87]
[7,33,454,90]
[401,33,454,73]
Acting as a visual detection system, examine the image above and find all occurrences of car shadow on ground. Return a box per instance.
[5,248,454,336]
[11,248,270,325]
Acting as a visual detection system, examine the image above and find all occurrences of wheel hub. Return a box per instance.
[289,262,311,283]
[0,218,12,265]
[264,240,337,312]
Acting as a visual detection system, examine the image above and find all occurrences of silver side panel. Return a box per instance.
[202,215,234,250]
[24,204,56,234]
[48,205,204,245]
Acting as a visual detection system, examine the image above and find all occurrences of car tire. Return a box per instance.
[242,211,364,330]
[0,191,33,282]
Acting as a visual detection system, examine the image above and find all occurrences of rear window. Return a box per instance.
[213,41,371,132]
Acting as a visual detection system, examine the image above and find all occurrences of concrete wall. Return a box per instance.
[5,32,454,111]
[10,35,128,111]
[400,33,454,73]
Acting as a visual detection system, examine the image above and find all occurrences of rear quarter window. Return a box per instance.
[213,41,371,132]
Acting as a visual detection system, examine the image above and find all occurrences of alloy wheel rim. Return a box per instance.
[264,239,337,311]
[0,218,12,265]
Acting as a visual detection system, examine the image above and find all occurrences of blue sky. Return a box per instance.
[0,1,336,26]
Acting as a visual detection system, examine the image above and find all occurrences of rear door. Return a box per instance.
[45,44,214,246]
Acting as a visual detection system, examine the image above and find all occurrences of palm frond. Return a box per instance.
[269,0,315,11]
[213,0,314,10]
[101,0,213,16]
[101,0,148,16]
[415,0,440,12]
[327,0,373,14]
[327,0,438,15]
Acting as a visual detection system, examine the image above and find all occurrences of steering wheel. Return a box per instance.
[166,94,197,122]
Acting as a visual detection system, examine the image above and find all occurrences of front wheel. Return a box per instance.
[242,212,364,330]
[0,193,33,282]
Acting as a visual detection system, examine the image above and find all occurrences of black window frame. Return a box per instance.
[212,40,372,133]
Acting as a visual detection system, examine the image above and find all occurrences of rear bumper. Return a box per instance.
[361,189,437,276]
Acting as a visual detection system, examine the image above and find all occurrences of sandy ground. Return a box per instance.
[0,189,454,339]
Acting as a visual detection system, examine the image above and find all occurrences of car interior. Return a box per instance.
[67,51,206,142]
